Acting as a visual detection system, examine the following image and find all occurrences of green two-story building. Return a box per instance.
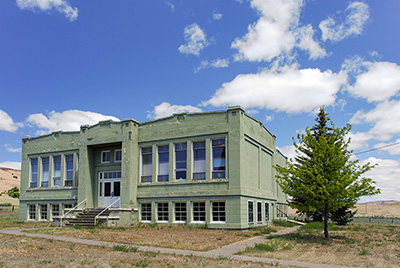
[19,106,288,229]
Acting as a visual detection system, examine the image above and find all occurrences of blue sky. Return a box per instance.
[1,0,399,201]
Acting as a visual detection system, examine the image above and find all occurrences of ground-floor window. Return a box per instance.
[64,203,73,214]
[52,204,60,218]
[265,202,270,222]
[174,202,187,222]
[211,202,226,222]
[28,204,36,220]
[141,203,152,222]
[277,204,287,217]
[157,203,169,222]
[257,201,262,223]
[192,202,206,222]
[40,204,48,220]
[248,201,254,224]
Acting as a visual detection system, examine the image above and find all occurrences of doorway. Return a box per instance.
[98,171,121,208]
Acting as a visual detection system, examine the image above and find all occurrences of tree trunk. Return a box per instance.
[324,211,330,239]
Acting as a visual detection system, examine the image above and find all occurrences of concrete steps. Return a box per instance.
[65,208,110,227]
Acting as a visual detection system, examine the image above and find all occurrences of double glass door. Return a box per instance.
[99,171,121,208]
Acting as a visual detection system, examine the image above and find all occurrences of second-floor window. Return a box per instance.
[41,157,49,187]
[115,149,122,162]
[65,155,74,187]
[158,145,169,182]
[212,139,226,179]
[30,158,38,188]
[101,150,111,163]
[175,143,187,180]
[53,156,61,187]
[193,141,206,180]
[141,147,152,183]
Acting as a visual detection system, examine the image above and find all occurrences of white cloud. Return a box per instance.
[16,0,78,21]
[350,100,400,141]
[277,145,296,161]
[178,23,209,56]
[373,139,400,155]
[0,110,21,133]
[27,110,120,135]
[265,115,274,122]
[213,11,223,21]
[195,58,230,72]
[295,25,327,60]
[147,102,203,119]
[3,144,22,153]
[347,131,373,151]
[231,0,325,62]
[361,157,400,201]
[319,1,369,42]
[347,61,400,102]
[165,1,175,12]
[204,65,347,113]
[0,161,21,170]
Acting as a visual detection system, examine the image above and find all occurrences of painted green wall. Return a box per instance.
[19,107,288,228]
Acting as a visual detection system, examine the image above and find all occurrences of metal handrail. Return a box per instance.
[60,198,87,227]
[94,197,120,225]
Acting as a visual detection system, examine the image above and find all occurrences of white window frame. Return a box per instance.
[40,204,48,221]
[30,158,38,188]
[192,141,206,180]
[192,201,206,223]
[157,145,169,182]
[212,138,226,179]
[174,202,187,223]
[157,202,169,223]
[175,143,187,181]
[114,149,122,162]
[248,201,254,224]
[28,204,36,220]
[51,204,60,219]
[65,154,74,187]
[257,201,262,223]
[141,203,152,222]
[265,202,270,222]
[52,155,61,187]
[211,201,226,223]
[141,147,152,183]
[41,157,50,188]
[101,150,111,163]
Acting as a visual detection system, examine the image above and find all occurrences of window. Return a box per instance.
[174,202,187,222]
[248,201,254,224]
[115,149,122,162]
[30,158,38,188]
[193,202,206,222]
[28,204,36,220]
[193,141,206,180]
[157,203,168,222]
[141,147,152,183]
[64,204,73,214]
[141,203,152,222]
[53,156,61,186]
[212,139,226,179]
[65,155,74,186]
[40,204,48,220]
[265,202,270,222]
[52,204,60,218]
[41,157,49,187]
[257,202,262,223]
[158,145,169,182]
[75,153,79,186]
[175,143,187,180]
[212,202,226,222]
[102,150,111,163]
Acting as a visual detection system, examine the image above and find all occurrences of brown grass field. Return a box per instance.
[1,203,399,268]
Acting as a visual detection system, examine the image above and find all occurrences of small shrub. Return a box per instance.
[359,248,370,255]
[142,251,159,258]
[134,259,150,267]
[113,245,138,252]
[254,242,277,252]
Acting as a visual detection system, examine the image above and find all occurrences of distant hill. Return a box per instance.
[0,167,21,200]
[357,200,399,206]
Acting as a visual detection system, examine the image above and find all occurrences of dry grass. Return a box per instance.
[0,234,294,268]
[239,222,400,268]
[26,223,279,251]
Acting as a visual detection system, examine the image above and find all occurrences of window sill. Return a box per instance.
[210,221,226,224]
[173,221,186,224]
[192,221,206,224]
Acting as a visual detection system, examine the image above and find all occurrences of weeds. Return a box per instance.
[272,219,297,227]
[113,245,138,252]
[134,259,150,267]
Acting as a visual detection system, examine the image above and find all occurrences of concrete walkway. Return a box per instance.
[0,227,363,268]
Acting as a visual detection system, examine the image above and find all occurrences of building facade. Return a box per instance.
[19,106,288,229]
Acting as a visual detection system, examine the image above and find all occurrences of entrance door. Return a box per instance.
[98,171,121,208]
[103,180,120,208]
